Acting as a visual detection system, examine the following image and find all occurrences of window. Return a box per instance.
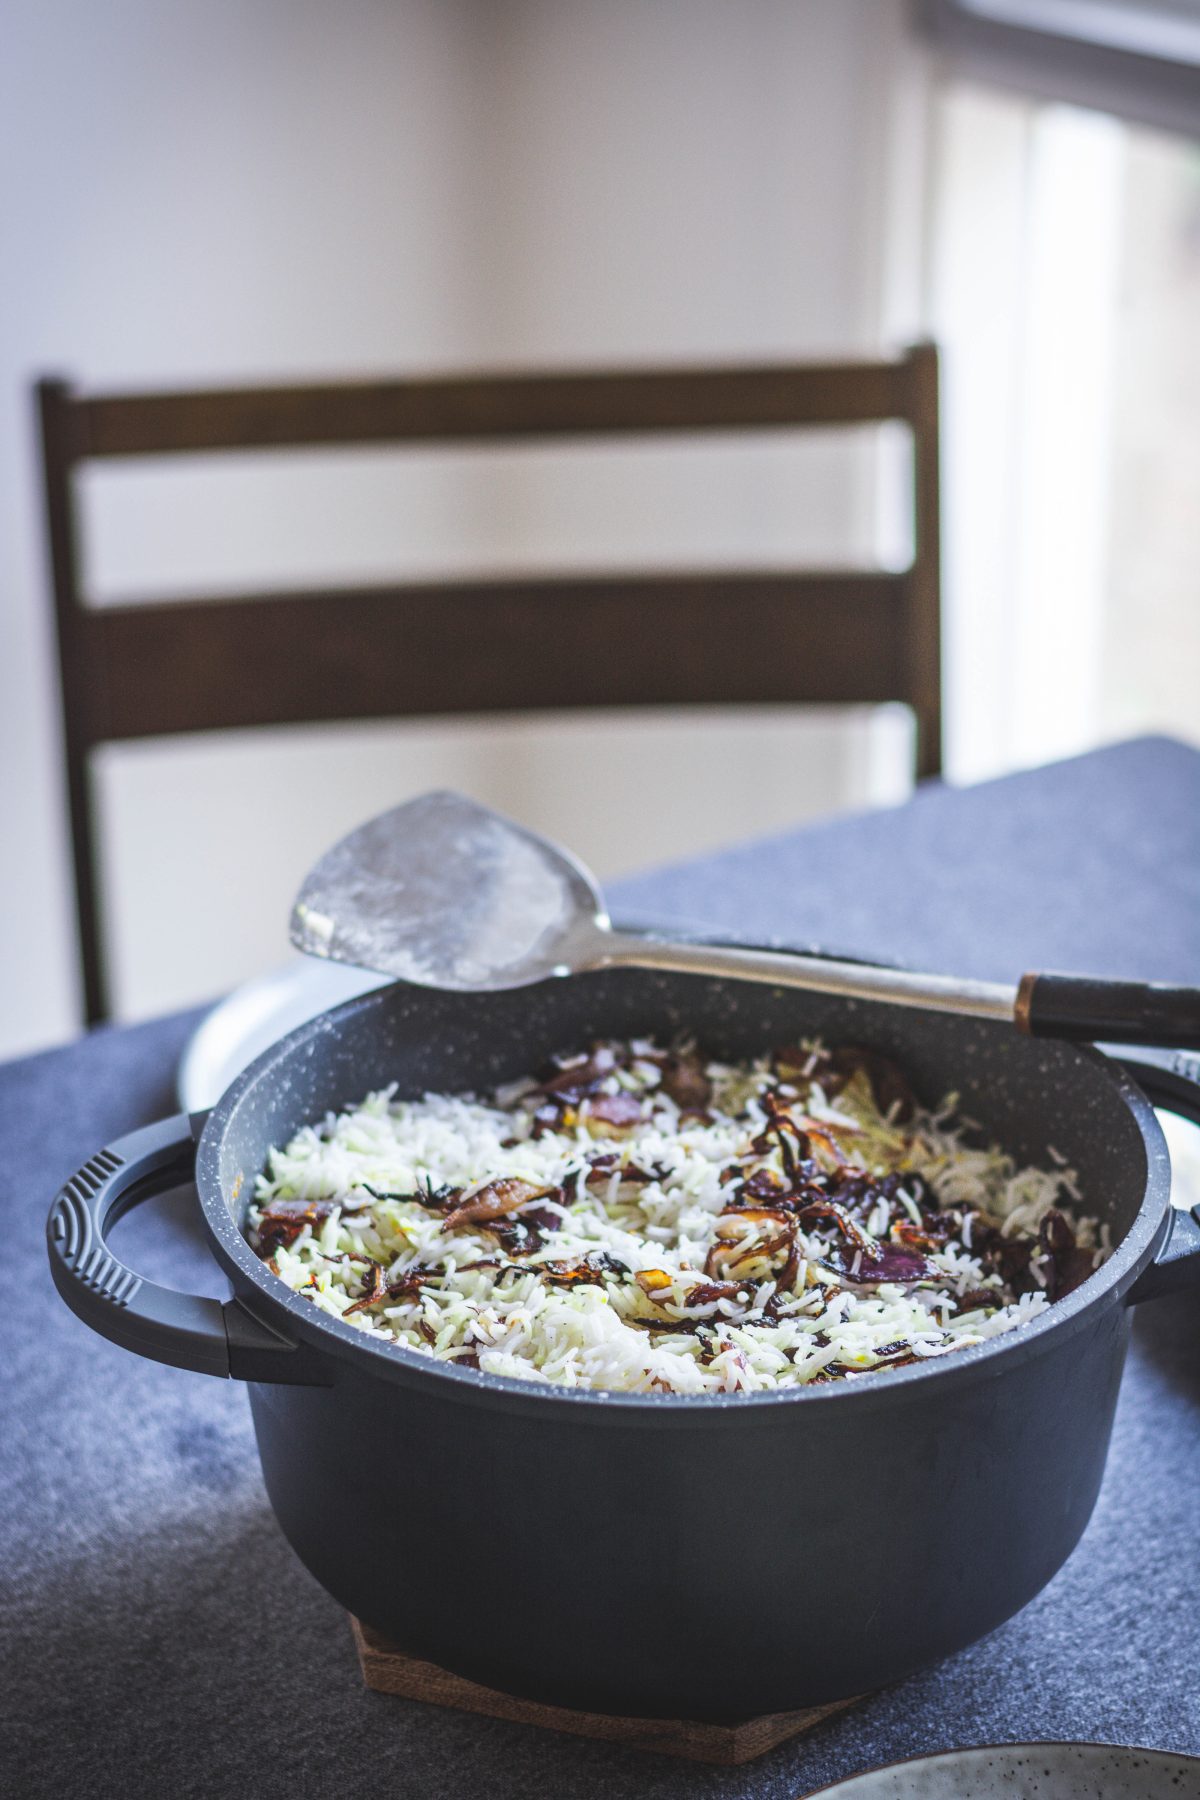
[926,77,1200,780]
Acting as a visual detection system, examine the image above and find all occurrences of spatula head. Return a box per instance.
[290,791,609,991]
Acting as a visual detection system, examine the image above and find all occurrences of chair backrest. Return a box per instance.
[37,345,942,1024]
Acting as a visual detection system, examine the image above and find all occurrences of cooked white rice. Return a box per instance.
[247,1038,1108,1394]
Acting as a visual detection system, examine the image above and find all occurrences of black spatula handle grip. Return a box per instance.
[1017,972,1200,1048]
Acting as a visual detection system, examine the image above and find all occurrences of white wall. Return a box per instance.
[0,0,913,1059]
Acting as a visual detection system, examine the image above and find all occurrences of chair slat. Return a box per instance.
[85,570,907,739]
[78,362,914,459]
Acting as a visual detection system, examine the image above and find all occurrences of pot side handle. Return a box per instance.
[1119,1050,1200,1307]
[47,1112,329,1383]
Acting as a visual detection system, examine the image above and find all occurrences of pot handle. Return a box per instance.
[47,1112,329,1383]
[1119,1049,1200,1306]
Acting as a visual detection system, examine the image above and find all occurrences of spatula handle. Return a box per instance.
[601,931,1017,1021]
[1016,973,1200,1048]
[604,932,1200,1049]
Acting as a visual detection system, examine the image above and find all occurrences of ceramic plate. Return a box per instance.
[800,1742,1200,1798]
[177,958,390,1112]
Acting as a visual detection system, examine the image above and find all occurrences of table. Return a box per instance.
[3,736,1198,1799]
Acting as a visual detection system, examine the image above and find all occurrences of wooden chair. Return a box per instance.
[37,346,942,1024]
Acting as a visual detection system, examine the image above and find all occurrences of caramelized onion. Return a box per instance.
[343,1260,388,1316]
[794,1197,876,1253]
[443,1178,556,1231]
[538,1252,629,1286]
[586,1091,644,1131]
[704,1209,796,1280]
[740,1168,788,1201]
[826,1245,941,1286]
[751,1090,814,1184]
[538,1045,618,1100]
[659,1050,712,1113]
[256,1198,335,1255]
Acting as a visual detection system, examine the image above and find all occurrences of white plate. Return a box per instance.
[177,958,390,1112]
[800,1742,1200,1798]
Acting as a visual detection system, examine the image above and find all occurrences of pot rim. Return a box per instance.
[197,975,1173,1416]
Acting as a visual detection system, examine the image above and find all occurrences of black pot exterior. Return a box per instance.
[196,969,1166,1721]
[246,1302,1128,1720]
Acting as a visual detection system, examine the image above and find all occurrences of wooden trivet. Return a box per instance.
[350,1617,861,1765]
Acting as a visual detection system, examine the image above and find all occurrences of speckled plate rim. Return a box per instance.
[796,1741,1200,1797]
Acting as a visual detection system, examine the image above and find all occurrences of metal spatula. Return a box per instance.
[290,791,1199,1047]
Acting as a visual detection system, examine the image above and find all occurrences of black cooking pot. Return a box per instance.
[48,971,1200,1722]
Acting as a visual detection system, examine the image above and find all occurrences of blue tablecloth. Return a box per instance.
[3,736,1198,1798]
